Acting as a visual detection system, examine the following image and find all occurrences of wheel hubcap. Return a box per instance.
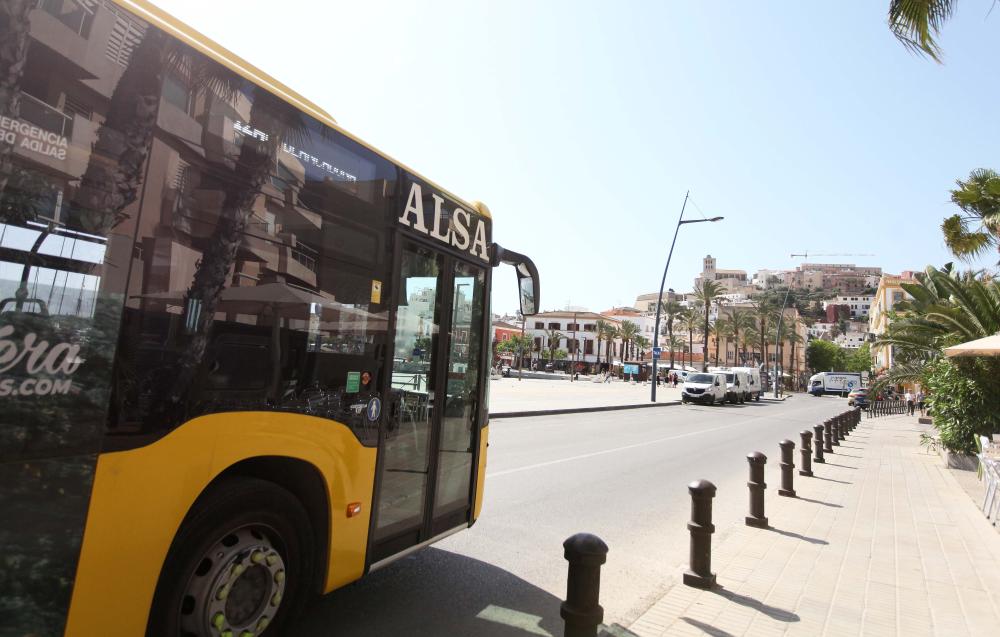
[179,526,287,636]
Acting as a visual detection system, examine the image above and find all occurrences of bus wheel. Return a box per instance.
[147,478,315,637]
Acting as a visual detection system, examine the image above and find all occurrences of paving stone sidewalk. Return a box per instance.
[628,414,1000,637]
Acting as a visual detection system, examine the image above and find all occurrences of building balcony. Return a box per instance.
[13,92,98,177]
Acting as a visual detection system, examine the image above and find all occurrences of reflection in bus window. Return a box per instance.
[378,245,442,537]
[435,262,485,518]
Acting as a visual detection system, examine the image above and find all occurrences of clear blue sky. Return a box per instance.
[153,0,999,314]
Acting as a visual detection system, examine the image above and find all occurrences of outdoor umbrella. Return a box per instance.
[943,333,1000,357]
[137,283,350,399]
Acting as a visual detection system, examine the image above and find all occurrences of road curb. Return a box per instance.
[489,400,683,419]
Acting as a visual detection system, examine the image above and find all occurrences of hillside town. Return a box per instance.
[492,254,914,391]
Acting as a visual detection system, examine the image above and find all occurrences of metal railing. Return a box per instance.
[20,92,74,138]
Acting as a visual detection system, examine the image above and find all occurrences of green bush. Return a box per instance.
[924,357,1000,454]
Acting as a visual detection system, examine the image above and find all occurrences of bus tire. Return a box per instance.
[146,477,315,637]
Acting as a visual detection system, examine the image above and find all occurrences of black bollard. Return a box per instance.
[683,479,717,589]
[746,452,768,528]
[831,418,841,446]
[778,440,796,497]
[837,414,847,440]
[799,430,813,477]
[823,419,834,453]
[813,424,825,463]
[561,533,608,637]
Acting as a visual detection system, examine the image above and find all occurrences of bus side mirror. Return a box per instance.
[491,244,540,316]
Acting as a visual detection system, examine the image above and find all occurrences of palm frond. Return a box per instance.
[888,0,957,62]
[869,361,929,393]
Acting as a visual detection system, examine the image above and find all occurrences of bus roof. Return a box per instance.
[122,0,490,219]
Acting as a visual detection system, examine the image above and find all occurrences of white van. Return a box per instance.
[709,367,753,403]
[682,372,728,406]
[732,367,763,401]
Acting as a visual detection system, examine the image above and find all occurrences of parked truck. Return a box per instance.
[808,371,863,397]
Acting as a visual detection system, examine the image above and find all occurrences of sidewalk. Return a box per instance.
[488,377,682,416]
[628,414,1000,636]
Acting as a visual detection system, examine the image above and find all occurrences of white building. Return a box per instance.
[835,331,868,349]
[822,295,874,320]
[524,310,621,369]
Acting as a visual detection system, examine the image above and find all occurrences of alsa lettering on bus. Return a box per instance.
[0,115,69,160]
[398,183,489,262]
[0,325,81,397]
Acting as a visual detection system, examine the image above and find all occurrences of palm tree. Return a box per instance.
[72,27,175,235]
[660,301,683,368]
[543,329,566,364]
[679,308,699,370]
[741,326,759,366]
[638,335,653,360]
[942,168,1000,263]
[694,281,724,371]
[0,0,35,198]
[711,317,732,367]
[888,0,957,63]
[603,324,620,369]
[729,310,754,367]
[750,298,776,369]
[595,319,609,368]
[619,321,639,362]
[786,328,805,388]
[875,266,1000,372]
[666,334,685,364]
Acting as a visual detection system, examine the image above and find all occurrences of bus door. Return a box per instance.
[371,240,486,562]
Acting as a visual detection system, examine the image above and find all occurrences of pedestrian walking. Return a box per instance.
[916,390,925,416]
[905,389,915,416]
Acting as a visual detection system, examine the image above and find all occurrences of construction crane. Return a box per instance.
[790,252,874,258]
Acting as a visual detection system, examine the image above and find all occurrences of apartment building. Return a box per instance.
[868,273,917,371]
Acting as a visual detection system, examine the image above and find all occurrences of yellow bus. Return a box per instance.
[0,1,538,635]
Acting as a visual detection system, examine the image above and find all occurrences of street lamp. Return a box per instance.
[651,191,724,402]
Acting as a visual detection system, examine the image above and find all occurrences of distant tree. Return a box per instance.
[841,343,872,374]
[807,339,840,373]
[496,334,532,366]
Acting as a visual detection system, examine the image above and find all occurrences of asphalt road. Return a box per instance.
[291,395,851,636]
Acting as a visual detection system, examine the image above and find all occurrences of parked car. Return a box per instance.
[682,372,728,406]
[848,388,869,408]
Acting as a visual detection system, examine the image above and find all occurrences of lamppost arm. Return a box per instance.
[651,191,689,402]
